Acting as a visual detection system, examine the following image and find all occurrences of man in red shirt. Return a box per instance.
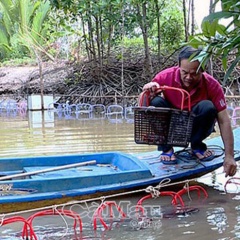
[143,46,236,177]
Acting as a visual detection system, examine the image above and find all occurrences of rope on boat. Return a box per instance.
[2,163,239,219]
[0,177,196,218]
[0,181,208,237]
[145,178,171,198]
[1,165,240,238]
[182,181,192,201]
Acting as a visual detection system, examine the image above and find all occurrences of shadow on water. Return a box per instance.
[0,109,240,239]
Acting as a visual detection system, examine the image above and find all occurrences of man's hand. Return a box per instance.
[143,82,160,92]
[223,156,237,177]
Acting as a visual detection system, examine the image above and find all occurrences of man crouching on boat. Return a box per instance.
[142,46,237,177]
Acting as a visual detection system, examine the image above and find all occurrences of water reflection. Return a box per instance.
[235,211,240,239]
[0,109,155,158]
[0,109,240,240]
[29,111,54,128]
[207,207,228,234]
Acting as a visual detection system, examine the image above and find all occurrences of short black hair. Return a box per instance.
[178,46,202,66]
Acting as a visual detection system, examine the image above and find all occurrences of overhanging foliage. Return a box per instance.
[188,0,240,85]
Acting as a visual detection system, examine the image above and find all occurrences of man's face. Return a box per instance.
[180,59,203,90]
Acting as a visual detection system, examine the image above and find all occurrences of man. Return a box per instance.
[143,46,237,177]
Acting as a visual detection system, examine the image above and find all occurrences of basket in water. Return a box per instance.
[134,86,195,147]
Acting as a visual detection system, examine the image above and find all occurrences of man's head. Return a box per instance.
[178,46,204,90]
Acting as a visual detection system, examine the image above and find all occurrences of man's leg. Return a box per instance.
[150,96,175,162]
[191,100,217,158]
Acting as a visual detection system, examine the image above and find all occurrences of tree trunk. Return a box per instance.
[154,0,161,64]
[86,1,96,64]
[99,15,104,66]
[209,0,216,13]
[95,14,102,68]
[107,22,113,64]
[88,16,96,63]
[208,0,216,76]
[191,0,195,35]
[137,2,153,80]
[80,14,90,61]
[182,0,188,41]
[187,0,191,38]
[33,49,44,110]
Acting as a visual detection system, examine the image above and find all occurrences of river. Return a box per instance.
[0,109,239,240]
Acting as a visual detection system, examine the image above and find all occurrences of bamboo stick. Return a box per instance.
[0,160,96,181]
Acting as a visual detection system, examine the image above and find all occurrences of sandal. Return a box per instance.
[160,151,178,165]
[192,149,215,162]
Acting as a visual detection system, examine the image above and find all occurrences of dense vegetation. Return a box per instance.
[0,0,239,102]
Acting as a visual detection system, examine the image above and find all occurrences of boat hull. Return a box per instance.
[0,167,223,214]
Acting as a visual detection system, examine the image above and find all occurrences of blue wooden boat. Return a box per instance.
[0,128,240,213]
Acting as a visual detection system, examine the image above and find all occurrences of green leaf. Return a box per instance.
[209,20,218,37]
[31,1,51,41]
[191,50,208,63]
[201,20,225,37]
[222,56,228,70]
[223,55,240,85]
[216,23,227,35]
[188,36,205,47]
[190,47,211,71]
[201,21,212,37]
[203,11,236,22]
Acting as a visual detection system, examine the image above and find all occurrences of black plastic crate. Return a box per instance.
[134,107,194,147]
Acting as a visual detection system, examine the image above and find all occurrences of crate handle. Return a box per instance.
[159,86,191,111]
[138,86,191,111]
[138,90,156,107]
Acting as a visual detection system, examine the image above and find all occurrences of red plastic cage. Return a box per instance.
[134,86,194,147]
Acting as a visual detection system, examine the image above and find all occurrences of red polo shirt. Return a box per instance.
[152,66,226,112]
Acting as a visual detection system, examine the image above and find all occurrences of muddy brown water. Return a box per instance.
[0,110,240,240]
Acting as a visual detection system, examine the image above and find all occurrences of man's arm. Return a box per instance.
[217,109,237,177]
